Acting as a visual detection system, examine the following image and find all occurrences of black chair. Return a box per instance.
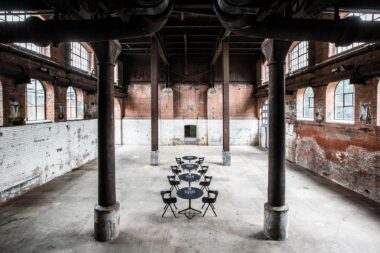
[202,190,218,217]
[197,165,208,180]
[160,190,178,217]
[195,157,205,165]
[167,175,180,191]
[199,176,212,191]
[171,165,182,176]
[175,157,184,165]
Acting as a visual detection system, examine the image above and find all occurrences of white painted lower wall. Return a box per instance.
[122,118,259,146]
[0,119,98,203]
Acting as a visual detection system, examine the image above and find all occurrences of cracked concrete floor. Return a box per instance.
[0,145,379,253]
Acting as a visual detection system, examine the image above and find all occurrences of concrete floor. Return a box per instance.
[0,145,379,253]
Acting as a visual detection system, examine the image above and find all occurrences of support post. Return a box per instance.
[222,38,231,166]
[261,39,292,241]
[151,36,159,165]
[91,40,121,242]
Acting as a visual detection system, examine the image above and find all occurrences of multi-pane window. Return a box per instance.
[334,80,355,121]
[66,86,77,119]
[289,41,309,73]
[261,62,269,84]
[26,79,45,121]
[0,11,50,56]
[303,87,314,119]
[335,13,380,54]
[70,42,91,72]
[262,100,269,125]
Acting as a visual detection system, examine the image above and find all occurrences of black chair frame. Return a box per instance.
[202,190,218,217]
[160,190,178,218]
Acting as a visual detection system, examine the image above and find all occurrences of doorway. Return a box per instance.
[184,125,197,144]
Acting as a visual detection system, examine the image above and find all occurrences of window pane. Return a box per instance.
[344,107,354,120]
[335,107,344,119]
[36,106,45,120]
[344,94,353,106]
[335,94,343,107]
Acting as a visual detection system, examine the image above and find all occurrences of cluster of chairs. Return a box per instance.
[160,156,219,218]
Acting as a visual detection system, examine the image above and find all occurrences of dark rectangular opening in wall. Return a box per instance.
[184,125,196,138]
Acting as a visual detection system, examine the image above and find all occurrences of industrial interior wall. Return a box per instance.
[123,83,259,145]
[0,119,98,204]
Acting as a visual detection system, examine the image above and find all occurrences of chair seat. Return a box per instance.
[202,197,216,204]
[170,181,180,186]
[164,197,177,204]
[199,181,210,186]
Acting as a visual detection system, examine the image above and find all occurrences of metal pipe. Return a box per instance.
[214,3,380,45]
[0,4,172,44]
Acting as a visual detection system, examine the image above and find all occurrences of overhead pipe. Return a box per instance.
[214,1,380,45]
[0,1,173,45]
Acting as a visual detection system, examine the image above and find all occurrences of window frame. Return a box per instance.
[334,80,355,122]
[26,79,46,122]
[288,41,309,74]
[66,86,77,119]
[70,42,91,73]
[0,12,51,57]
[303,87,314,120]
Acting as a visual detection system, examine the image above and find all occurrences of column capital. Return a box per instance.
[91,40,121,64]
[261,39,292,64]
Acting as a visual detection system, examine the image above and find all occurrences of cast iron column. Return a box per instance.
[91,40,121,242]
[222,38,231,166]
[150,36,159,165]
[261,39,292,240]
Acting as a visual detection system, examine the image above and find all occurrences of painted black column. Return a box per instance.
[150,36,159,165]
[261,39,291,241]
[91,40,121,242]
[222,38,231,166]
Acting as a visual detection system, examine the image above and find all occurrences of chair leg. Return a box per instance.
[203,204,210,217]
[210,203,216,210]
[201,203,205,209]
[175,185,180,191]
[211,206,217,217]
[200,186,204,191]
[162,204,168,217]
[173,203,178,209]
[169,185,174,191]
[169,204,177,218]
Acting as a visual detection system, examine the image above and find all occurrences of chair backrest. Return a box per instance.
[204,176,212,182]
[175,157,182,163]
[208,190,219,201]
[167,175,176,182]
[171,165,178,169]
[198,157,205,163]
[160,190,170,200]
[201,165,209,169]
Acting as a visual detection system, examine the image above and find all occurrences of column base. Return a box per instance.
[263,203,289,240]
[222,151,231,166]
[150,150,159,166]
[94,202,120,242]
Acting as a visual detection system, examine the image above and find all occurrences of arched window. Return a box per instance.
[377,81,380,126]
[288,41,309,73]
[303,87,314,119]
[333,13,380,55]
[0,12,50,56]
[66,86,77,119]
[70,42,91,72]
[26,79,45,121]
[335,80,355,121]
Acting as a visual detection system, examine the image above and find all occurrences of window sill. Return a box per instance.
[326,119,354,125]
[26,120,52,125]
[67,118,84,121]
[297,118,314,122]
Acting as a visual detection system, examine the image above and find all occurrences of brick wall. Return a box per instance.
[0,119,97,204]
